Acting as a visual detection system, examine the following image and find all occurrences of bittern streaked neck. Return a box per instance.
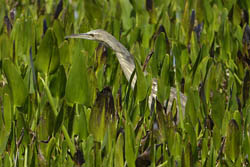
[65,29,187,118]
[65,30,136,86]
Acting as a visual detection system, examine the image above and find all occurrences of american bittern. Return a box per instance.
[65,29,187,118]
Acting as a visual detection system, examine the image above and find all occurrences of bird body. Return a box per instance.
[65,29,187,118]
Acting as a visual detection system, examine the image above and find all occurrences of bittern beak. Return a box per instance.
[65,33,95,40]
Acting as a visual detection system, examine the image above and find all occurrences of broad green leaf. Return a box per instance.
[157,54,170,104]
[223,0,236,11]
[119,0,133,30]
[53,102,64,135]
[202,0,213,23]
[190,33,199,65]
[73,105,88,140]
[172,43,183,83]
[172,132,182,159]
[181,142,192,167]
[65,48,91,105]
[89,87,115,142]
[53,20,64,45]
[212,125,221,151]
[11,10,35,61]
[78,106,88,140]
[49,65,66,98]
[83,135,95,167]
[211,91,225,129]
[129,27,140,45]
[193,56,210,87]
[0,93,12,154]
[201,132,209,165]
[185,88,200,127]
[242,130,250,160]
[35,28,60,74]
[59,40,71,66]
[233,5,241,26]
[131,0,145,12]
[46,137,56,162]
[185,123,197,153]
[3,60,28,107]
[0,34,11,60]
[135,56,147,102]
[152,32,167,77]
[3,93,12,131]
[224,119,240,163]
[125,122,136,167]
[141,24,154,48]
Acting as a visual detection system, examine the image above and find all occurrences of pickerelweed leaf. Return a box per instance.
[53,20,64,45]
[181,142,193,167]
[211,91,225,129]
[125,122,136,167]
[157,54,170,104]
[152,32,166,77]
[65,48,91,105]
[89,87,115,142]
[50,65,66,98]
[115,133,124,167]
[53,101,64,135]
[3,60,28,107]
[46,137,56,162]
[0,34,11,60]
[135,53,148,102]
[35,28,60,74]
[224,119,240,163]
[0,93,12,154]
[119,0,133,30]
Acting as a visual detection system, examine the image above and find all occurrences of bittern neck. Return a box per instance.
[102,34,136,88]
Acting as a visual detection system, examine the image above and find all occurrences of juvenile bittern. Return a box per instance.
[65,29,187,118]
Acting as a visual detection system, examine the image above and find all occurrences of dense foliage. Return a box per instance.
[0,0,250,166]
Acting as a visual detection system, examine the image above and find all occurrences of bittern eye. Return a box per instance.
[89,33,94,37]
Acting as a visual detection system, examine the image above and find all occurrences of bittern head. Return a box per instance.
[65,29,126,59]
[65,29,117,44]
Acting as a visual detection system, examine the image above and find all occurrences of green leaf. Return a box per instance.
[135,57,147,101]
[65,48,91,105]
[152,32,167,77]
[49,65,67,98]
[53,102,64,135]
[73,105,88,140]
[185,123,197,154]
[0,93,12,154]
[141,24,154,48]
[119,0,133,30]
[11,11,35,60]
[211,91,225,129]
[46,137,56,162]
[125,122,136,167]
[224,119,240,163]
[0,34,11,60]
[53,20,64,45]
[190,33,199,65]
[35,28,60,74]
[89,88,115,142]
[83,135,95,167]
[222,0,236,11]
[181,142,193,167]
[193,56,210,88]
[115,133,124,167]
[3,60,28,107]
[233,5,241,26]
[157,54,170,104]
[59,40,71,66]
